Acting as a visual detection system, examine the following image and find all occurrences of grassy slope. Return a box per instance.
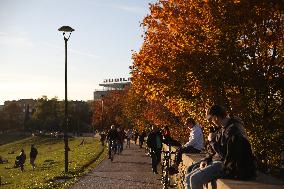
[0,136,106,189]
[0,132,29,145]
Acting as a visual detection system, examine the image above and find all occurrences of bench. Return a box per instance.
[178,153,284,189]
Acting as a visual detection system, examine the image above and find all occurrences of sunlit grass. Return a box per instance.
[0,136,106,189]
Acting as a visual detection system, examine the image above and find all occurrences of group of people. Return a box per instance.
[98,105,256,189]
[14,144,38,172]
[146,105,256,189]
[145,117,204,175]
[99,126,148,159]
[182,105,256,189]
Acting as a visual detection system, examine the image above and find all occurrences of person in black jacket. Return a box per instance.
[107,125,118,159]
[30,144,38,170]
[14,149,26,172]
[139,130,146,148]
[147,125,163,174]
[185,105,257,189]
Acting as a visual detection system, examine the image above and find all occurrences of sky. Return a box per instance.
[0,0,156,105]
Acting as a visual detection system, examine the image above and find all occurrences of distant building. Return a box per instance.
[0,105,4,111]
[93,77,131,100]
[4,99,36,115]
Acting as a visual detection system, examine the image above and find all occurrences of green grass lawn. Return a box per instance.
[0,136,106,189]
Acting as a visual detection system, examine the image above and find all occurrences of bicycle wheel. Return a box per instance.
[163,167,170,189]
[161,161,165,176]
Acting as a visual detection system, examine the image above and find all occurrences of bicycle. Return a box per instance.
[161,149,176,189]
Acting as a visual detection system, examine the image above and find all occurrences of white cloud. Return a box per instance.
[0,32,8,36]
[69,49,100,59]
[0,73,60,83]
[42,41,100,59]
[115,5,146,14]
[0,31,35,48]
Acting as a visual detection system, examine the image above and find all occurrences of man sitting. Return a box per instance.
[170,118,204,174]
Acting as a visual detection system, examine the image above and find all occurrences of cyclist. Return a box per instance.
[107,125,118,159]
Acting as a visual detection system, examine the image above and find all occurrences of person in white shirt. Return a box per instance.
[170,118,204,174]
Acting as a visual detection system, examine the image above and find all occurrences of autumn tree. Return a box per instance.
[123,88,189,140]
[91,89,131,131]
[131,0,284,170]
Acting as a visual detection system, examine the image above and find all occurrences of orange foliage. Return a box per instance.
[128,0,284,170]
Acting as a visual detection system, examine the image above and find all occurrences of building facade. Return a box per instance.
[4,99,36,115]
[93,77,131,100]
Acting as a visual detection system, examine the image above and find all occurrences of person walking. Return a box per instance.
[133,130,139,144]
[139,130,146,148]
[30,144,38,170]
[147,125,163,174]
[126,129,133,148]
[117,128,126,154]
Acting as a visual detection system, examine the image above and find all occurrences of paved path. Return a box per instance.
[69,144,163,189]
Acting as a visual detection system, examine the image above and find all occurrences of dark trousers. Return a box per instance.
[139,139,144,148]
[175,146,200,166]
[108,140,117,158]
[150,149,161,172]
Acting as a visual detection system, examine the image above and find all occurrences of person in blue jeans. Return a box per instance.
[184,160,223,189]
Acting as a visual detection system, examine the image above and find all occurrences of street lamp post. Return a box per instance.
[101,97,104,131]
[58,25,74,173]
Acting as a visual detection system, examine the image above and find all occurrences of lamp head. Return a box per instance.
[58,26,75,32]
